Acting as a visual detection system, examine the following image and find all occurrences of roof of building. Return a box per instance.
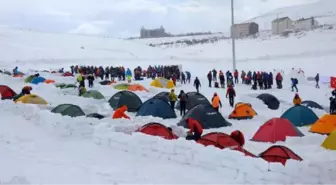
[234,22,258,26]
[295,17,314,22]
[272,17,291,23]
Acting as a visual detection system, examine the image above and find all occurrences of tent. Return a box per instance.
[150,78,175,89]
[55,83,77,89]
[114,83,129,90]
[197,132,256,158]
[99,80,115,85]
[251,118,304,143]
[321,130,336,150]
[81,90,105,100]
[309,114,336,134]
[62,72,73,77]
[0,85,16,99]
[109,91,142,112]
[175,92,211,110]
[257,93,280,110]
[128,84,148,92]
[301,100,324,110]
[259,145,303,166]
[15,94,48,105]
[153,92,170,102]
[24,76,36,83]
[51,104,85,117]
[137,122,178,140]
[229,103,257,120]
[177,104,232,129]
[281,105,319,127]
[136,98,176,119]
[31,77,46,84]
[86,113,105,120]
[44,79,55,84]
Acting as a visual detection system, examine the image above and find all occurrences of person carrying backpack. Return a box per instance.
[185,118,203,141]
[291,78,298,92]
[178,90,188,116]
[169,89,177,110]
[194,77,201,93]
[226,85,236,107]
[211,92,222,111]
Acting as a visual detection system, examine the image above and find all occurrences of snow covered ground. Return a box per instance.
[1,25,336,184]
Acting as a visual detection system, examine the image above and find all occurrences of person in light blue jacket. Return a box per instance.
[13,66,19,75]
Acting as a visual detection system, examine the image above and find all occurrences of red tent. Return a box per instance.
[251,118,304,143]
[259,145,303,166]
[62,72,74,77]
[197,132,257,158]
[137,123,178,140]
[0,85,16,99]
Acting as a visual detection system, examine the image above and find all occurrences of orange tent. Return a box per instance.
[229,102,257,120]
[44,79,56,84]
[128,84,148,92]
[309,114,336,134]
[13,74,24,78]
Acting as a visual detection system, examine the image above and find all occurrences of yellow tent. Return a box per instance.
[321,130,336,150]
[15,94,48,105]
[150,78,175,89]
[309,114,336,134]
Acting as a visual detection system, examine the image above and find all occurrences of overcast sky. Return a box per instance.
[0,0,319,37]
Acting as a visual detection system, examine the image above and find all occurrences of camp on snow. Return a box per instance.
[229,102,257,120]
[51,104,85,117]
[281,105,319,127]
[251,118,304,143]
[0,85,16,99]
[175,92,211,110]
[14,94,48,105]
[136,98,176,119]
[109,91,142,112]
[177,104,232,129]
[137,122,178,140]
[257,93,280,110]
[301,100,324,110]
[81,90,105,100]
[309,114,336,134]
[321,130,336,150]
[258,145,303,166]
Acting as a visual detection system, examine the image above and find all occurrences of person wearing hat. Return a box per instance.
[185,118,203,141]
[169,89,177,109]
[211,92,222,111]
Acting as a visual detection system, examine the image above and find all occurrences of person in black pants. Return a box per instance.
[194,77,201,93]
[226,85,236,107]
[178,90,188,116]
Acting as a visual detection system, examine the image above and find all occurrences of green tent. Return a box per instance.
[55,83,77,89]
[51,104,85,117]
[114,83,129,90]
[25,76,36,83]
[81,90,105,99]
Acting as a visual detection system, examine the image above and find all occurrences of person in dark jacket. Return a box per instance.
[87,74,95,88]
[13,86,32,101]
[315,73,320,88]
[178,90,188,116]
[291,78,298,92]
[207,71,212,87]
[194,77,201,93]
[226,85,236,107]
[185,118,203,141]
[330,97,336,114]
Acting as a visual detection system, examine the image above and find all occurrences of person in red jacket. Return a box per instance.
[234,69,239,84]
[112,105,130,119]
[226,85,236,107]
[186,118,203,141]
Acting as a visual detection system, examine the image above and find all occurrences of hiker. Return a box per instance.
[219,70,225,88]
[87,74,94,88]
[181,72,186,84]
[12,66,19,75]
[293,93,302,106]
[178,90,188,116]
[185,118,203,141]
[234,69,238,84]
[332,89,336,97]
[226,85,236,107]
[112,105,130,119]
[207,71,212,87]
[13,86,32,101]
[212,69,217,82]
[330,97,336,114]
[78,86,86,96]
[169,89,177,110]
[77,73,85,88]
[315,73,320,89]
[186,71,191,84]
[211,93,222,111]
[194,77,201,93]
[291,78,298,92]
[276,72,283,89]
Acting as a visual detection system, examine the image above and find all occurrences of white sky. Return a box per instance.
[0,0,319,37]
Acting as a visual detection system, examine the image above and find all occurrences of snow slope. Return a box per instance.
[246,0,336,29]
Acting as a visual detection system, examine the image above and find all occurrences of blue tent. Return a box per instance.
[136,98,176,119]
[280,105,319,127]
[31,77,46,84]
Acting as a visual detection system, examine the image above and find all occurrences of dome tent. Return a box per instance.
[281,105,319,127]
[150,78,175,89]
[31,77,46,84]
[175,92,211,110]
[309,114,336,134]
[86,113,105,120]
[177,104,232,129]
[15,94,48,105]
[229,102,257,120]
[51,104,85,117]
[153,92,170,102]
[137,122,178,140]
[81,90,105,100]
[109,91,142,112]
[301,100,324,110]
[136,98,176,119]
[0,85,16,99]
[321,130,336,150]
[257,93,280,110]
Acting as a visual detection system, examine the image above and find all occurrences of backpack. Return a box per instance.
[180,93,187,101]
